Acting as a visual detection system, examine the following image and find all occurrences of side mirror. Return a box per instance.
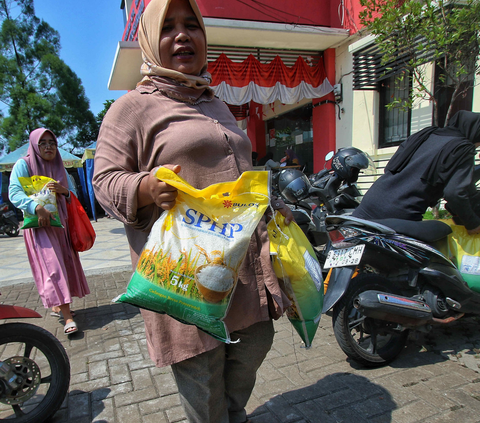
[325,151,334,162]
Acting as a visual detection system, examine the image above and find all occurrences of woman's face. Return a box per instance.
[159,0,206,76]
[38,132,57,161]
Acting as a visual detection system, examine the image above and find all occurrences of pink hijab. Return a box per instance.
[23,128,69,219]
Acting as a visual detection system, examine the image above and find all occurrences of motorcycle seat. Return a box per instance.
[371,218,452,243]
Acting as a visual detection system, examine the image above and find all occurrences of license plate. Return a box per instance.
[3,211,14,218]
[324,244,365,268]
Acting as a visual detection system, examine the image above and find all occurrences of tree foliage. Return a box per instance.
[0,0,99,153]
[96,99,116,126]
[359,0,480,126]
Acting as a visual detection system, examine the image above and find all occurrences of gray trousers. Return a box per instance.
[171,320,275,423]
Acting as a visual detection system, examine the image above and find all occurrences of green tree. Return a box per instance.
[0,0,99,153]
[359,0,480,126]
[96,99,116,125]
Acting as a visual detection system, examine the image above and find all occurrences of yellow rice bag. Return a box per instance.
[115,168,270,343]
[443,219,480,293]
[18,175,63,229]
[267,212,323,347]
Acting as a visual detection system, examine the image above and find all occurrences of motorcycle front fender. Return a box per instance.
[322,266,356,313]
[0,304,42,319]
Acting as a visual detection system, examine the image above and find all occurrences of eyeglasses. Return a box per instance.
[39,141,57,149]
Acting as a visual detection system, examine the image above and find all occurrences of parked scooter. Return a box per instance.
[0,203,20,237]
[0,300,70,422]
[322,214,480,367]
[271,147,375,266]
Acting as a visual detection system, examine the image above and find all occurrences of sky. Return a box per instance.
[34,0,128,116]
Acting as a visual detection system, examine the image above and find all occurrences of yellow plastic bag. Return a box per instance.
[267,212,323,347]
[18,175,63,229]
[443,219,480,293]
[115,168,270,343]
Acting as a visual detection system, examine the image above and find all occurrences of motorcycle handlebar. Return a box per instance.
[308,186,327,198]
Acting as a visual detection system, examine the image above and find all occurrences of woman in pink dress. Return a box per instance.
[9,128,90,334]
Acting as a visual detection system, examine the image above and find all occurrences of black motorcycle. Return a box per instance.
[271,147,375,266]
[0,203,20,237]
[322,214,480,367]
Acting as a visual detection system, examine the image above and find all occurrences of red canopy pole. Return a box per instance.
[247,101,265,158]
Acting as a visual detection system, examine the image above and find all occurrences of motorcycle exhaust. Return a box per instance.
[353,291,433,327]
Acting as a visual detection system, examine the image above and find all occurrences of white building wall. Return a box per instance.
[474,56,480,112]
[410,63,434,132]
[333,41,354,151]
[335,36,380,160]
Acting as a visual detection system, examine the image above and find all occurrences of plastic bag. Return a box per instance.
[267,212,323,347]
[443,219,480,293]
[114,168,270,343]
[66,192,96,252]
[18,175,63,229]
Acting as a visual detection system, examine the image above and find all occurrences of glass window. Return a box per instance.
[434,62,473,127]
[378,73,411,148]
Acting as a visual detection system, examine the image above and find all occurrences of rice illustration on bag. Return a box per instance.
[194,247,236,303]
[18,175,63,229]
[115,167,270,343]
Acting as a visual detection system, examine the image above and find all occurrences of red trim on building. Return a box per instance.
[208,54,327,88]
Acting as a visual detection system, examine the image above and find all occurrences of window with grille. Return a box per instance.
[434,62,474,127]
[378,73,411,148]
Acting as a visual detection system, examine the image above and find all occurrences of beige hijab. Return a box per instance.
[138,0,211,89]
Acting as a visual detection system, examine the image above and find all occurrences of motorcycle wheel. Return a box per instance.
[5,224,20,238]
[332,273,409,367]
[0,323,70,422]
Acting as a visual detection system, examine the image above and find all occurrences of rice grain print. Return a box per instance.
[115,167,270,343]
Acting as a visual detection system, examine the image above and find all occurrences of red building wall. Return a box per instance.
[124,0,364,42]
[339,0,365,34]
[196,0,334,27]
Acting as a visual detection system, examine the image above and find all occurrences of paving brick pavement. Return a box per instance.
[2,271,480,422]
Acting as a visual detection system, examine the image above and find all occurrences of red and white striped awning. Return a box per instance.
[208,53,333,106]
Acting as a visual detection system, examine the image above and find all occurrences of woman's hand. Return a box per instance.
[270,196,294,225]
[36,204,55,227]
[45,181,69,196]
[277,205,294,225]
[138,165,181,210]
